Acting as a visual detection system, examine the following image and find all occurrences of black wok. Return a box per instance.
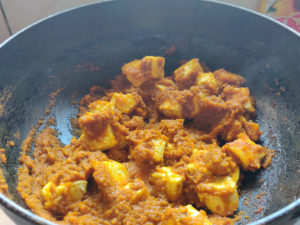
[0,0,299,224]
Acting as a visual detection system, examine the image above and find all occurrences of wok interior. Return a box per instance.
[0,0,299,224]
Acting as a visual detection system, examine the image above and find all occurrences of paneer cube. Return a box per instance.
[127,130,168,164]
[69,180,88,202]
[79,101,115,137]
[92,160,129,187]
[152,167,184,201]
[186,204,201,217]
[174,58,203,88]
[41,180,87,209]
[151,138,167,162]
[159,100,183,118]
[223,86,256,114]
[123,181,148,204]
[122,56,165,87]
[162,205,212,225]
[88,100,115,114]
[185,205,212,225]
[196,72,219,94]
[241,117,262,141]
[110,92,138,114]
[197,176,238,216]
[80,124,118,151]
[79,100,119,151]
[231,166,240,184]
[222,133,267,171]
[214,69,246,87]
[156,84,168,91]
[155,78,175,91]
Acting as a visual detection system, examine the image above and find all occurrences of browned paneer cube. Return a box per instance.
[161,205,212,225]
[41,180,87,213]
[174,58,204,89]
[155,78,176,91]
[214,69,246,88]
[192,95,229,131]
[110,92,138,114]
[152,167,184,201]
[159,99,183,118]
[127,130,168,164]
[241,117,262,141]
[78,101,118,151]
[196,72,219,94]
[79,99,130,151]
[122,56,165,87]
[220,119,243,142]
[220,115,262,142]
[92,160,129,188]
[122,179,149,204]
[223,85,256,114]
[197,175,239,216]
[222,133,267,171]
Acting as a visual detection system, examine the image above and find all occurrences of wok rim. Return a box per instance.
[0,0,299,224]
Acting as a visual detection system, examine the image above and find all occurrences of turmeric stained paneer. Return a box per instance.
[17,56,273,225]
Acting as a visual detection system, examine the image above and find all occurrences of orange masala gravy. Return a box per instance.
[17,57,272,225]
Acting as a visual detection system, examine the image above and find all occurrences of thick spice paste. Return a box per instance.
[17,56,272,225]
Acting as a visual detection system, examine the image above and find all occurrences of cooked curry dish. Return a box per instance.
[17,56,272,225]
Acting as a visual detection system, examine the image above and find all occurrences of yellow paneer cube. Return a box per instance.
[88,100,115,113]
[231,166,240,184]
[189,91,209,118]
[187,162,210,176]
[42,182,53,202]
[127,130,168,164]
[122,56,165,87]
[92,160,129,187]
[159,100,183,118]
[110,92,138,114]
[155,79,175,91]
[174,58,204,88]
[151,138,167,162]
[244,99,256,114]
[79,101,115,137]
[41,180,87,208]
[156,84,168,91]
[69,180,88,202]
[80,124,118,151]
[196,72,219,94]
[185,205,212,225]
[79,99,119,151]
[152,167,184,201]
[222,133,267,171]
[197,176,238,216]
[186,205,201,217]
[162,205,211,225]
[123,182,148,204]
